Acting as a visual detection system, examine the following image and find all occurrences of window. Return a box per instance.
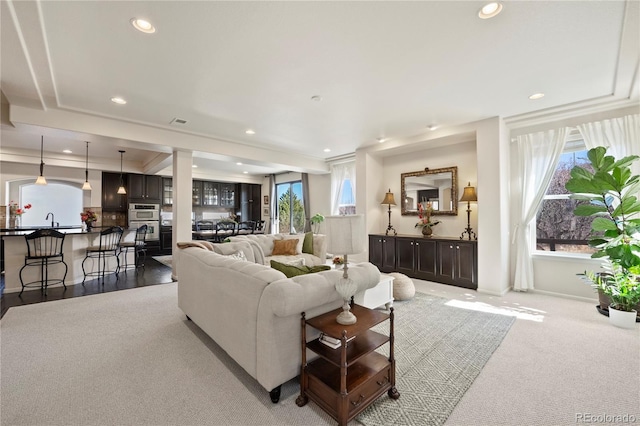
[535,140,596,254]
[20,182,83,227]
[331,161,356,215]
[277,181,305,233]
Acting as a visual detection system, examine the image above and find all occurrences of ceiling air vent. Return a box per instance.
[170,118,188,125]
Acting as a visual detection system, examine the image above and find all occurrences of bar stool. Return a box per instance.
[19,229,68,296]
[82,226,124,283]
[119,224,148,272]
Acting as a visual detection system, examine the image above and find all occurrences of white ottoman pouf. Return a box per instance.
[390,272,415,300]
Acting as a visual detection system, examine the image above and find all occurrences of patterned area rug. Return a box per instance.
[356,292,515,426]
[152,255,172,268]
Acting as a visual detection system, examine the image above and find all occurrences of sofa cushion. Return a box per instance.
[211,241,256,263]
[302,232,314,254]
[283,234,304,254]
[270,260,331,278]
[271,239,298,256]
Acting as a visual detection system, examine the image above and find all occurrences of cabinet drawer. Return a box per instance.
[348,365,391,417]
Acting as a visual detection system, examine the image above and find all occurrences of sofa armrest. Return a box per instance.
[263,262,381,318]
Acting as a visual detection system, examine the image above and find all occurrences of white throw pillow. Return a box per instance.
[224,251,247,262]
[283,234,304,254]
[282,258,305,267]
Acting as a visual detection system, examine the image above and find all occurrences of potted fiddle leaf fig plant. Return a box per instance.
[565,146,640,327]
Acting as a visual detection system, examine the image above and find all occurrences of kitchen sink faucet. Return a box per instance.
[45,212,58,228]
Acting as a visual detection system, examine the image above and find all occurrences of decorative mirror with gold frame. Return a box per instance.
[401,166,458,216]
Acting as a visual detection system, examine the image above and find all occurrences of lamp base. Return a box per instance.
[336,310,357,325]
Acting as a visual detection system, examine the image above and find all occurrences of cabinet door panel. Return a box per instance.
[145,175,162,203]
[128,174,145,201]
[381,237,396,272]
[415,239,437,280]
[455,242,477,289]
[369,235,383,269]
[437,242,455,284]
[395,238,414,276]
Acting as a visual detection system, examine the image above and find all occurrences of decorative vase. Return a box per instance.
[86,222,93,232]
[421,226,432,237]
[608,306,637,329]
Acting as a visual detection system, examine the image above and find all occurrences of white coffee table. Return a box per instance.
[354,273,394,310]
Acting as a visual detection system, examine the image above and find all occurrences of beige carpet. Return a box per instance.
[152,255,172,268]
[1,280,638,426]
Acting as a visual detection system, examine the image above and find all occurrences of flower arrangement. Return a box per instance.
[9,201,32,215]
[415,202,441,229]
[332,256,345,265]
[80,209,98,224]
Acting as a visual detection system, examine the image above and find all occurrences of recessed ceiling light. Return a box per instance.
[478,2,503,19]
[311,95,322,102]
[236,162,243,166]
[245,129,255,135]
[323,148,331,153]
[192,164,198,168]
[529,93,545,100]
[130,18,156,34]
[427,125,439,131]
[243,171,248,174]
[62,149,72,154]
[111,97,127,105]
[377,137,386,143]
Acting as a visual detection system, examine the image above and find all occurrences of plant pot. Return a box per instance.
[596,288,640,319]
[608,306,638,329]
[421,227,432,237]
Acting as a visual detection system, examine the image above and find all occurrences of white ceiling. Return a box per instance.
[1,1,638,176]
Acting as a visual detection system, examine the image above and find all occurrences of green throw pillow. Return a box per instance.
[302,232,314,254]
[270,260,330,278]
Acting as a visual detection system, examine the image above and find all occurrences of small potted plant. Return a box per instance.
[415,202,440,237]
[584,264,640,328]
[332,256,345,269]
[310,213,325,234]
[80,209,98,231]
[565,146,640,325]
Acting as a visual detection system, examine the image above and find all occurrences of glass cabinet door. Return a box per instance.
[163,178,173,205]
[202,181,219,206]
[192,180,202,206]
[220,183,235,207]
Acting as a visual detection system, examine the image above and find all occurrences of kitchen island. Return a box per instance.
[2,227,135,294]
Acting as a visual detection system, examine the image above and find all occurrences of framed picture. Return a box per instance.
[263,207,270,216]
[264,195,269,205]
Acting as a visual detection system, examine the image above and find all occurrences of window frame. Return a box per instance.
[276,180,305,234]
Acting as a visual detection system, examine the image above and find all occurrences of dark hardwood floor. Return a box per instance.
[0,257,173,319]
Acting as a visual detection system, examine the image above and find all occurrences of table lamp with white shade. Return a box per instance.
[325,214,366,325]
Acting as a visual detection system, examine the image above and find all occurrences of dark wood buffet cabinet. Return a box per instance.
[369,234,478,289]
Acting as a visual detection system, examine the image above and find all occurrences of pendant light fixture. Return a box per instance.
[35,136,47,185]
[117,150,127,194]
[82,141,92,190]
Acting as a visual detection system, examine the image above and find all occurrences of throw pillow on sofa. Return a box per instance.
[224,251,247,262]
[302,232,314,254]
[270,260,331,278]
[271,239,299,256]
[283,234,304,254]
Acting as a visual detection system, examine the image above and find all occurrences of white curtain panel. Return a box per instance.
[577,114,640,176]
[513,128,570,291]
[330,162,353,215]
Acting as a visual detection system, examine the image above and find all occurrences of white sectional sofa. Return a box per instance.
[176,240,380,402]
[228,233,327,266]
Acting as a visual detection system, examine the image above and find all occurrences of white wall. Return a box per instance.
[381,141,477,237]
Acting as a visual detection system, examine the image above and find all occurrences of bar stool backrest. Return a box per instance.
[238,221,256,234]
[24,229,66,258]
[216,221,237,234]
[99,226,124,251]
[196,220,214,231]
[135,224,148,246]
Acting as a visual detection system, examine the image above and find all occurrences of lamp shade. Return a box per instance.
[325,214,365,255]
[460,183,478,202]
[381,189,396,206]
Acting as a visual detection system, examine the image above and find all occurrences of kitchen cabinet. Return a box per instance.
[239,183,261,221]
[368,235,396,273]
[128,174,162,204]
[219,183,236,208]
[192,180,202,206]
[368,234,477,289]
[162,178,173,206]
[160,226,172,255]
[102,172,128,211]
[202,181,220,206]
